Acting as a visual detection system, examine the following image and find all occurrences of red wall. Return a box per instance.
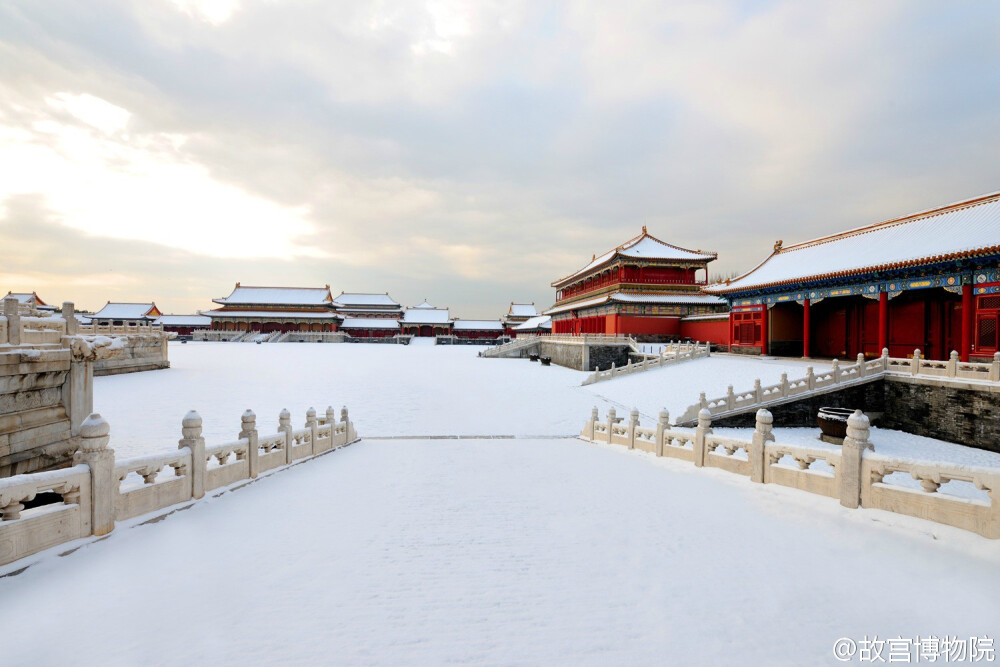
[680,318,729,346]
[614,315,681,336]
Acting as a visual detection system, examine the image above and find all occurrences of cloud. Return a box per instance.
[1,0,999,319]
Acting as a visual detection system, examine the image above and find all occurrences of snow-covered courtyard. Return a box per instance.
[3,342,999,665]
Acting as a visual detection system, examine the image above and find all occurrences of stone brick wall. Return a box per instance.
[881,379,1000,453]
[587,345,630,372]
[710,381,886,429]
[539,340,584,370]
[707,377,1000,454]
[93,336,169,376]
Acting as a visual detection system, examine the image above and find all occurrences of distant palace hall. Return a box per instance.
[546,228,728,337]
[706,191,1000,362]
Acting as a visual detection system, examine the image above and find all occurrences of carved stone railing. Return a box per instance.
[580,406,999,538]
[0,405,359,568]
[677,348,1000,425]
[581,342,709,385]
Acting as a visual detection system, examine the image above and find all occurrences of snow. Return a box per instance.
[332,292,399,307]
[90,302,157,320]
[402,307,451,324]
[452,320,504,330]
[609,292,726,304]
[215,285,332,306]
[94,343,600,457]
[556,231,716,285]
[582,354,834,422]
[710,191,1000,293]
[514,315,552,331]
[204,309,338,319]
[340,317,400,329]
[547,291,725,314]
[508,303,538,317]
[5,343,1000,663]
[2,437,997,665]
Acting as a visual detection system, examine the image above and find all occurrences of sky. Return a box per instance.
[1,1,998,318]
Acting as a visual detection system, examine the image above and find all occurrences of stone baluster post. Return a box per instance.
[882,348,890,371]
[326,406,337,448]
[240,410,259,479]
[341,406,356,442]
[780,373,789,398]
[62,302,78,335]
[4,297,20,346]
[856,353,866,377]
[699,392,707,409]
[806,366,815,390]
[947,351,959,378]
[655,409,669,457]
[178,410,206,499]
[726,385,735,410]
[279,409,293,464]
[610,362,616,378]
[605,408,616,444]
[306,407,318,456]
[749,409,774,483]
[627,408,639,449]
[693,408,712,467]
[911,349,921,376]
[831,359,840,383]
[991,352,1000,382]
[753,378,762,403]
[839,410,872,509]
[73,413,116,536]
[587,406,599,441]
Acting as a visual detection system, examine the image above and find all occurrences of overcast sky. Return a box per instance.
[1,1,998,317]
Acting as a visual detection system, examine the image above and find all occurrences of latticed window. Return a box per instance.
[979,295,1000,310]
[978,316,998,350]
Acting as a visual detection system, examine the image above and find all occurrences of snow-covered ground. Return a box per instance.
[2,437,997,666]
[93,344,830,458]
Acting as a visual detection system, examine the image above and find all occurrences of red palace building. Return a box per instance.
[204,284,340,333]
[546,228,728,336]
[705,191,1000,362]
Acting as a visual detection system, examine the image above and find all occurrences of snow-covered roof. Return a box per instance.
[214,284,333,306]
[340,318,401,329]
[707,191,1000,295]
[5,291,47,306]
[507,303,538,317]
[332,292,400,307]
[452,320,505,331]
[203,309,340,319]
[544,292,725,315]
[514,315,552,331]
[680,313,730,322]
[411,300,436,309]
[553,229,717,287]
[156,315,212,327]
[402,308,451,324]
[91,302,160,320]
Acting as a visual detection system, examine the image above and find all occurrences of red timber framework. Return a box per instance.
[204,284,340,334]
[545,227,728,338]
[706,191,1000,362]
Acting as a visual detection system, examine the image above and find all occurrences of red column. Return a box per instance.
[802,299,811,358]
[760,305,769,356]
[878,291,888,355]
[961,283,973,362]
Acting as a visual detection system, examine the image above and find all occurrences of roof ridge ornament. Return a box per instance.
[774,239,783,252]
